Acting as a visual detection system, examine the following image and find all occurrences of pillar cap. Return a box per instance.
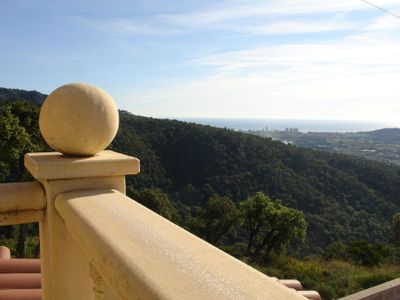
[24,150,140,180]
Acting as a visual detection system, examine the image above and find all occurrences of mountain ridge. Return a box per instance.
[0,87,46,106]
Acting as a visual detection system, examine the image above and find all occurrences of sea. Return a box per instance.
[175,118,389,133]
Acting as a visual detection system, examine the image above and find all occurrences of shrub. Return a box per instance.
[358,273,397,289]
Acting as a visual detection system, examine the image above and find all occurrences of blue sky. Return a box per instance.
[1,0,400,124]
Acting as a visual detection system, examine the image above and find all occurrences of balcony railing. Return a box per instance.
[0,83,311,299]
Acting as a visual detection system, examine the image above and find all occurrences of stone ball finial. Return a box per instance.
[39,83,119,156]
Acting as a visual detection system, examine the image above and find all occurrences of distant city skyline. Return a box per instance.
[1,1,399,125]
[177,117,388,132]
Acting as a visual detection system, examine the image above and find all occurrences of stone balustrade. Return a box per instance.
[0,83,311,299]
[0,182,45,225]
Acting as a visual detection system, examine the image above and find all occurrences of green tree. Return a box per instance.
[347,240,382,266]
[239,192,307,259]
[393,213,400,246]
[129,188,178,222]
[0,101,45,257]
[190,195,238,244]
[0,103,33,181]
[175,184,202,205]
[0,100,47,181]
[323,241,348,260]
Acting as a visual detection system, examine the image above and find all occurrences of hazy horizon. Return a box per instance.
[173,117,392,133]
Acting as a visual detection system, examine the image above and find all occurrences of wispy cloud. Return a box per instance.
[238,20,358,35]
[366,14,400,30]
[191,35,400,73]
[163,0,400,27]
[75,16,182,36]
[126,32,400,122]
[71,0,400,122]
[75,1,400,37]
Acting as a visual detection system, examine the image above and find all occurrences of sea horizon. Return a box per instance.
[173,118,393,133]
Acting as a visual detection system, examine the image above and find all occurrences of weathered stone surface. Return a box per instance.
[0,182,45,225]
[0,182,45,213]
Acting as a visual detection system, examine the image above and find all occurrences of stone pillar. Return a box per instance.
[24,83,140,300]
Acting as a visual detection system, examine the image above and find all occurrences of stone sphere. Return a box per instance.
[39,83,119,156]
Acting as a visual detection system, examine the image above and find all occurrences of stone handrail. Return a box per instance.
[339,278,400,300]
[55,188,305,300]
[0,182,45,225]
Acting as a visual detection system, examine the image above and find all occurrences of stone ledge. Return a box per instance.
[339,278,400,300]
[24,150,140,180]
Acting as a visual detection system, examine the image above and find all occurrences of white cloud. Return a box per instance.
[163,0,400,27]
[75,1,400,37]
[74,16,182,36]
[239,20,357,35]
[125,34,400,123]
[366,14,400,30]
[106,0,400,123]
[191,36,400,74]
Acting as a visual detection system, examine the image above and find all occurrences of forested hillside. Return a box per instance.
[0,88,46,106]
[1,89,400,298]
[0,87,399,254]
[114,112,400,253]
